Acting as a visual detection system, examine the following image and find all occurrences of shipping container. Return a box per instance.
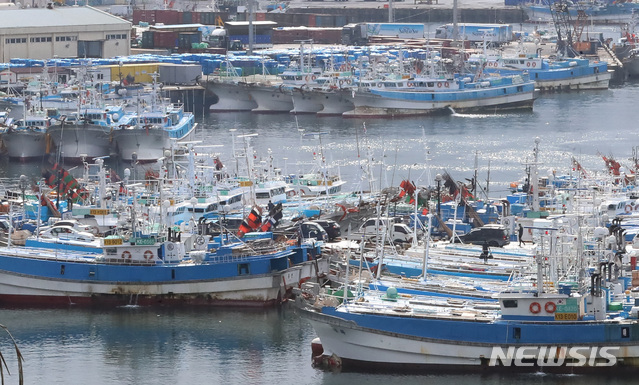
[133,9,156,25]
[315,15,334,28]
[334,15,348,27]
[141,31,155,49]
[107,63,160,85]
[158,63,203,85]
[272,28,309,44]
[181,11,193,24]
[308,28,342,44]
[178,32,202,49]
[156,10,181,25]
[154,31,179,49]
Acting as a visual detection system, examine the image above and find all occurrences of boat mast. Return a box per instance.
[452,0,459,41]
[531,137,541,212]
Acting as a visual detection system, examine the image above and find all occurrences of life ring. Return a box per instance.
[407,82,413,87]
[526,62,531,67]
[51,88,58,95]
[287,190,296,197]
[144,250,154,260]
[195,236,206,245]
[528,228,533,235]
[444,81,450,87]
[305,75,310,82]
[43,90,49,96]
[626,204,633,213]
[529,302,541,314]
[532,62,537,68]
[311,75,317,81]
[339,80,344,86]
[544,301,556,313]
[437,82,442,88]
[121,251,131,259]
[346,79,352,85]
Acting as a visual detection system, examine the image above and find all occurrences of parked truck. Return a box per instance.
[341,23,426,45]
[344,217,413,244]
[434,23,514,45]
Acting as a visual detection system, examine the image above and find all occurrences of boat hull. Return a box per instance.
[304,307,639,372]
[343,84,536,118]
[113,123,196,162]
[0,130,48,160]
[249,85,293,113]
[47,123,112,160]
[0,249,328,308]
[624,57,639,77]
[534,72,611,91]
[316,89,356,116]
[291,88,324,114]
[206,80,258,111]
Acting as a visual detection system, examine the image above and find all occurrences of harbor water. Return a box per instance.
[1,80,639,384]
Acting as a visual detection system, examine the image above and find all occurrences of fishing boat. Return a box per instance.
[479,55,611,91]
[343,74,536,118]
[523,0,639,24]
[0,230,328,307]
[302,250,639,373]
[47,105,124,161]
[207,79,258,112]
[112,102,197,162]
[0,109,54,160]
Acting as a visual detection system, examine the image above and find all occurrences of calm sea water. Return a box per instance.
[0,304,636,385]
[0,77,639,384]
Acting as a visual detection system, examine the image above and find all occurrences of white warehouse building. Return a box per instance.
[0,6,131,62]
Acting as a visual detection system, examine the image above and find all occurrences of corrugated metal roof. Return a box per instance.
[150,24,205,30]
[225,21,278,26]
[0,6,130,31]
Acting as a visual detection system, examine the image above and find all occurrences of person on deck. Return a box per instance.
[518,223,524,247]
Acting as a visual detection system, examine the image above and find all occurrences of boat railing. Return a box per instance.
[206,245,289,263]
[1,246,99,263]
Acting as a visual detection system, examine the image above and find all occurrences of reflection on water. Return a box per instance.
[0,305,636,385]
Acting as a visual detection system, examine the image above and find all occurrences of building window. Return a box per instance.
[30,37,50,43]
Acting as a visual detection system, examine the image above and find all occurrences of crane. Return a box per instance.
[549,0,577,57]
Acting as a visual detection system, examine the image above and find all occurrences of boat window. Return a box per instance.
[427,82,434,87]
[513,327,521,340]
[238,263,250,275]
[502,299,518,308]
[206,203,218,212]
[256,192,270,199]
